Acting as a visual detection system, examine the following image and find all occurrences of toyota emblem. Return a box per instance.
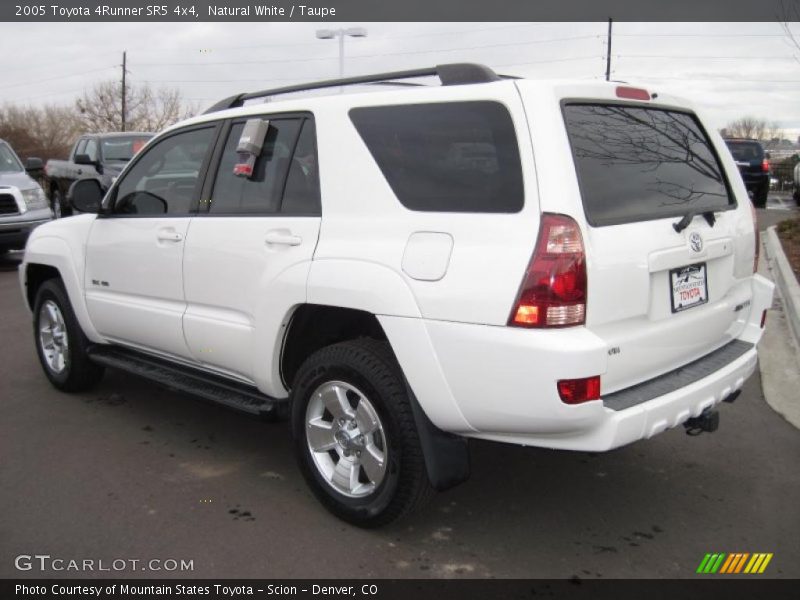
[689,232,703,253]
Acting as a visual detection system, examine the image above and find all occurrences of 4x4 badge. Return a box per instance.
[689,232,703,253]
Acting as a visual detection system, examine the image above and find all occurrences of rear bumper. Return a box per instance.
[390,274,773,452]
[467,343,757,451]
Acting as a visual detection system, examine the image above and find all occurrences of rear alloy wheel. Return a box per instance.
[305,380,389,498]
[33,279,104,391]
[291,339,433,527]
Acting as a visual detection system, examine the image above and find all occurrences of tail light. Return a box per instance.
[558,376,601,404]
[509,213,587,328]
[750,200,759,273]
[761,158,770,173]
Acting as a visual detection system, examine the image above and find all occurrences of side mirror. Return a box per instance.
[74,153,96,166]
[68,179,105,214]
[25,157,44,171]
[765,151,771,160]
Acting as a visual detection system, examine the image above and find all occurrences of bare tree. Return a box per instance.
[0,104,82,160]
[724,116,771,140]
[76,80,196,133]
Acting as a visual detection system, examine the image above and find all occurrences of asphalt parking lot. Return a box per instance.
[1,204,799,580]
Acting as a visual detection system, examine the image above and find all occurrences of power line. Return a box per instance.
[131,36,602,68]
[621,54,799,60]
[3,67,116,90]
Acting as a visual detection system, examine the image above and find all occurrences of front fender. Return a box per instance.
[22,229,103,343]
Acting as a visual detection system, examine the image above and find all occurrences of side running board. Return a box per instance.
[87,345,287,420]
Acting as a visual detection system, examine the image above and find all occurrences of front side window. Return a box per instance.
[0,143,23,172]
[74,139,87,157]
[208,118,302,215]
[112,127,215,216]
[84,139,99,162]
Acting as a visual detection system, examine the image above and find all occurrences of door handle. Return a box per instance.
[264,231,302,246]
[156,229,183,242]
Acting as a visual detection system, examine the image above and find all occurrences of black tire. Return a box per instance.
[50,188,71,218]
[291,339,433,527]
[754,185,768,208]
[33,279,104,392]
[794,185,800,206]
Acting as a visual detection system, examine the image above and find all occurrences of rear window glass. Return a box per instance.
[563,104,734,227]
[349,101,523,213]
[725,140,764,162]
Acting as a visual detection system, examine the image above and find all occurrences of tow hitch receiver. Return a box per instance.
[684,408,720,436]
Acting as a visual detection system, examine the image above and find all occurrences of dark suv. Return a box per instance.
[724,138,770,207]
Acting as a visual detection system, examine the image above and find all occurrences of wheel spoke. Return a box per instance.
[331,458,358,493]
[321,384,354,420]
[306,418,337,452]
[360,444,386,483]
[46,303,59,325]
[355,400,379,435]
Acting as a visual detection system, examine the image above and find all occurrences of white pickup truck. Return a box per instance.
[19,64,774,527]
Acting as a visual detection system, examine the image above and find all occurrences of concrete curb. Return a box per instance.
[760,227,800,430]
[764,226,800,346]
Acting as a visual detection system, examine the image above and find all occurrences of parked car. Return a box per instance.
[20,64,774,527]
[0,139,51,254]
[794,161,800,205]
[44,132,152,217]
[723,138,770,207]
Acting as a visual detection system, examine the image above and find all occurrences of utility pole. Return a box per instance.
[605,18,613,82]
[121,51,127,132]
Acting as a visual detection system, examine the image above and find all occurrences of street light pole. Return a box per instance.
[316,27,368,78]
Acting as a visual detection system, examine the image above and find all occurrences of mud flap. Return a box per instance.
[405,381,470,491]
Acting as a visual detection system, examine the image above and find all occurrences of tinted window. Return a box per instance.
[0,143,23,172]
[113,127,214,216]
[84,139,99,162]
[282,120,321,214]
[349,101,523,213]
[725,140,764,162]
[74,139,87,157]
[209,119,301,214]
[563,104,733,227]
[102,135,153,161]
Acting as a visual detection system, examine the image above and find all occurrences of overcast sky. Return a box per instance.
[3,21,800,138]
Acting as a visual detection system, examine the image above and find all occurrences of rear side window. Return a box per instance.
[725,140,764,162]
[349,101,524,213]
[563,104,734,227]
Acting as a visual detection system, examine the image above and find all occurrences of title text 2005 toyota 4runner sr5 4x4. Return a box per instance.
[20,64,774,526]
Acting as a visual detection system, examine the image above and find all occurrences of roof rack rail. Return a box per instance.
[204,63,502,114]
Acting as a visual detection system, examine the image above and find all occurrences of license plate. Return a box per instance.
[670,263,708,313]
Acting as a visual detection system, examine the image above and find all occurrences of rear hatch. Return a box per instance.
[519,82,755,394]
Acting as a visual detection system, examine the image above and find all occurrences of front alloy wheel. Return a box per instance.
[38,299,69,374]
[33,279,104,392]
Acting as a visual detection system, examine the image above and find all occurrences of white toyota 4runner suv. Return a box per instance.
[20,64,774,527]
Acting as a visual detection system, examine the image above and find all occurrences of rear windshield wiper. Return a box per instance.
[673,210,716,233]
